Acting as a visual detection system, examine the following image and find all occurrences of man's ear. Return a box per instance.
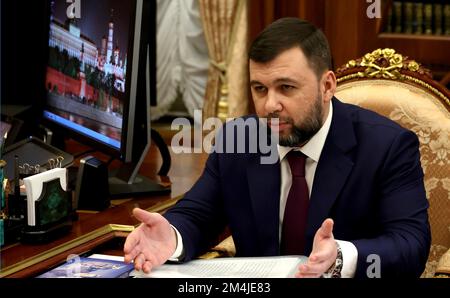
[322,71,336,102]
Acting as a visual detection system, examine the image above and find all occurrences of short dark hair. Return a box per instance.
[248,18,332,79]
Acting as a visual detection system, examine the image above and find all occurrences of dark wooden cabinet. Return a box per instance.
[248,0,450,85]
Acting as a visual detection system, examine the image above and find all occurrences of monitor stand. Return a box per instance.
[107,129,172,197]
[108,171,170,197]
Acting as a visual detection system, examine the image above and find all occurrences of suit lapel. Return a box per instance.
[305,98,356,252]
[246,153,281,255]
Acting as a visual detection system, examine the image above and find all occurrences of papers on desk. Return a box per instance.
[130,256,307,278]
[23,167,67,226]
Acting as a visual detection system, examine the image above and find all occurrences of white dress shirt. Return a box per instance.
[170,101,357,277]
[277,101,357,278]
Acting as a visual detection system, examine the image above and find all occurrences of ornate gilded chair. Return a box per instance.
[335,48,450,278]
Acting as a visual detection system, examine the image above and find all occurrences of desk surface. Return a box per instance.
[0,141,208,277]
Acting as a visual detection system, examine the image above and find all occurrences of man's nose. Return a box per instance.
[265,90,282,113]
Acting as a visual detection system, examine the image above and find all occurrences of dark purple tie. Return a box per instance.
[281,151,309,255]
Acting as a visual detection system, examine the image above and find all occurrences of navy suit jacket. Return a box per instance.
[165,98,431,278]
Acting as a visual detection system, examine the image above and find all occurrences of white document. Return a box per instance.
[130,256,307,278]
[88,254,126,262]
[23,167,67,226]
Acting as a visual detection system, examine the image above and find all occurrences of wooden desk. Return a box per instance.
[0,142,208,277]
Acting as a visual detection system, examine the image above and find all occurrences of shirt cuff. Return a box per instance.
[168,225,185,261]
[335,239,358,278]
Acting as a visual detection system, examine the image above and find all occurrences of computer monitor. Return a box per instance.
[41,0,169,197]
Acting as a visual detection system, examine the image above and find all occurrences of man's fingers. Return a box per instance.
[295,271,321,278]
[318,218,334,238]
[299,262,328,275]
[309,249,333,263]
[124,245,142,263]
[134,253,146,271]
[124,253,133,264]
[123,232,139,255]
[303,262,330,274]
[133,252,158,274]
[142,250,160,268]
[133,208,161,226]
[142,261,153,274]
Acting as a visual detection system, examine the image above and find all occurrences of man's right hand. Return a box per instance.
[123,208,177,273]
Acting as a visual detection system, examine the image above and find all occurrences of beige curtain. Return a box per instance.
[199,0,248,121]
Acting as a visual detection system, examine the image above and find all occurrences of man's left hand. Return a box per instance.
[296,218,337,278]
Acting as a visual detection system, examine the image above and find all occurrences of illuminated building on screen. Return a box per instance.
[48,4,126,93]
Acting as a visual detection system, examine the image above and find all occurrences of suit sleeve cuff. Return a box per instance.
[335,239,358,278]
[168,225,185,261]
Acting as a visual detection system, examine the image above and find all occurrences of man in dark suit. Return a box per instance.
[124,18,430,278]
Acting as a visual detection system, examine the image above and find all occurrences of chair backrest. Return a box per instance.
[334,48,450,277]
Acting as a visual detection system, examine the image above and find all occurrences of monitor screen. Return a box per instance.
[41,0,169,197]
[43,0,135,157]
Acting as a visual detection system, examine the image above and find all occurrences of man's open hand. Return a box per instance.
[296,218,338,278]
[123,208,177,273]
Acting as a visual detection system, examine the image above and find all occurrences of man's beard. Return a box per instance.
[268,95,324,147]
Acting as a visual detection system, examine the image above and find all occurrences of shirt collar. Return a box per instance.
[278,100,333,163]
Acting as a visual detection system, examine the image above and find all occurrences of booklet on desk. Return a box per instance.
[36,255,134,278]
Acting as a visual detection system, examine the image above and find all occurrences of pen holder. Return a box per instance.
[21,173,74,244]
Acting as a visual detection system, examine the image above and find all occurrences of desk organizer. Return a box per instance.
[21,178,74,243]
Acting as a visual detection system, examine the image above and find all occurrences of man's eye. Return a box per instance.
[254,86,267,92]
[282,85,294,91]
